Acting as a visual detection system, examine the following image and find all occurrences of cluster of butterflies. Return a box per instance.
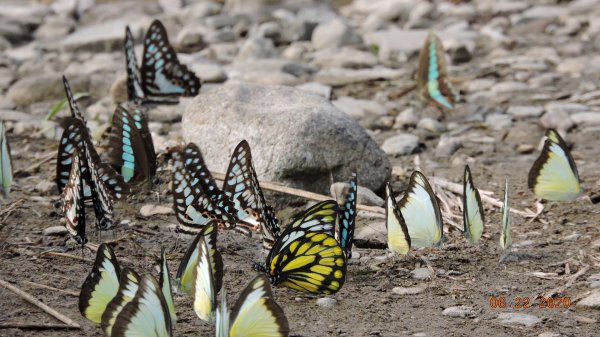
[169,140,356,295]
[385,128,582,254]
[56,19,201,244]
[79,239,289,337]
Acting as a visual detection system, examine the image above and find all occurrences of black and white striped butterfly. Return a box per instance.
[61,149,86,245]
[124,20,200,105]
[106,105,157,184]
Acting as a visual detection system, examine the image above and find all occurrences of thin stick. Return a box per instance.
[0,278,80,328]
[0,198,24,226]
[39,251,92,263]
[541,265,590,299]
[0,323,80,330]
[211,171,385,214]
[22,281,79,297]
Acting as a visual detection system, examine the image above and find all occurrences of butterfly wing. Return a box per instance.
[336,173,357,258]
[159,248,177,326]
[176,222,223,295]
[101,268,140,336]
[107,105,156,183]
[528,129,581,201]
[141,20,200,104]
[416,32,458,110]
[463,166,484,244]
[61,149,87,245]
[0,122,13,198]
[399,171,444,248]
[56,118,87,194]
[215,290,230,337]
[192,237,217,322]
[79,243,121,323]
[63,75,86,121]
[111,274,172,337]
[385,182,411,255]
[228,275,289,337]
[124,26,145,103]
[500,178,511,250]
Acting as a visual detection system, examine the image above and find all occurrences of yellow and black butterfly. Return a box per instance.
[385,182,411,255]
[101,268,140,335]
[335,173,357,259]
[463,166,484,244]
[528,129,582,201]
[216,275,289,337]
[125,20,200,105]
[416,32,459,110]
[106,105,157,184]
[398,171,444,247]
[0,121,13,198]
[255,200,346,295]
[499,178,511,250]
[79,243,121,323]
[111,274,172,337]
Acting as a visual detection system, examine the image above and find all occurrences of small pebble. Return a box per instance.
[43,226,68,236]
[139,204,174,217]
[316,297,338,308]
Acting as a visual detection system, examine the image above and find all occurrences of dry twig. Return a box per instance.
[0,323,80,330]
[22,281,79,297]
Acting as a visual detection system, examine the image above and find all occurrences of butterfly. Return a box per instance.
[0,121,13,198]
[79,243,121,324]
[398,171,444,248]
[463,165,484,245]
[528,129,582,201]
[192,231,221,322]
[255,200,346,295]
[125,20,200,105]
[110,273,173,337]
[62,75,87,121]
[106,105,157,184]
[101,268,140,336]
[216,275,289,337]
[61,149,87,245]
[500,178,511,250]
[385,182,411,255]
[416,32,459,110]
[159,248,177,326]
[335,173,357,259]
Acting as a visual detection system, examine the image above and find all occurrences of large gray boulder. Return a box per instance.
[182,82,390,194]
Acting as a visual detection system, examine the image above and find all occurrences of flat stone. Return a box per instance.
[313,66,407,86]
[331,182,384,207]
[61,17,148,52]
[435,136,462,157]
[381,134,419,156]
[411,267,433,280]
[139,204,174,217]
[507,106,544,118]
[189,63,227,83]
[310,47,378,69]
[392,285,427,295]
[442,306,476,318]
[571,112,600,126]
[545,102,588,115]
[316,297,338,308]
[333,96,387,120]
[578,291,600,309]
[311,18,361,50]
[182,82,390,194]
[354,222,386,247]
[295,82,332,99]
[491,81,529,94]
[497,313,541,327]
[43,226,69,236]
[394,108,420,128]
[417,118,445,133]
[7,73,90,107]
[235,37,278,61]
[485,114,512,131]
[540,110,575,131]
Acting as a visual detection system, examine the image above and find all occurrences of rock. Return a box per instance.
[516,144,535,154]
[343,0,414,21]
[485,114,512,131]
[519,5,565,21]
[411,267,432,280]
[43,226,69,236]
[507,106,544,118]
[537,333,560,337]
[139,204,174,217]
[497,313,541,327]
[491,81,529,94]
[282,42,311,60]
[381,134,419,156]
[435,136,462,157]
[361,14,387,32]
[417,118,445,133]
[182,2,222,21]
[331,183,384,207]
[35,180,55,194]
[295,82,332,99]
[235,37,278,61]
[34,16,75,41]
[354,222,386,247]
[313,66,407,86]
[311,18,361,50]
[442,306,476,318]
[577,291,600,309]
[392,285,427,295]
[316,297,337,308]
[8,73,89,107]
[182,83,390,194]
[333,96,387,120]
[540,110,575,131]
[310,47,378,69]
[225,59,312,86]
[189,63,227,83]
[545,102,588,115]
[176,26,207,53]
[571,112,600,126]
[62,17,148,52]
[394,108,420,128]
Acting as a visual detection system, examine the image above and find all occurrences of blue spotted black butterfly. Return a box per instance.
[416,32,459,110]
[336,173,357,259]
[106,105,157,184]
[125,20,200,105]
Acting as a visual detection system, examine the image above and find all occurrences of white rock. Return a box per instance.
[189,63,227,83]
[435,137,462,157]
[462,78,496,93]
[411,267,432,280]
[545,102,588,115]
[313,66,407,86]
[295,82,332,99]
[497,313,541,327]
[571,112,600,126]
[311,18,361,50]
[310,47,378,69]
[316,297,337,308]
[43,226,69,236]
[485,114,512,131]
[491,81,528,94]
[140,204,174,217]
[507,106,544,118]
[392,285,427,295]
[333,96,387,120]
[577,291,600,309]
[394,108,420,128]
[540,110,575,131]
[417,118,445,133]
[62,17,148,52]
[381,134,419,156]
[442,306,476,318]
[235,37,278,61]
